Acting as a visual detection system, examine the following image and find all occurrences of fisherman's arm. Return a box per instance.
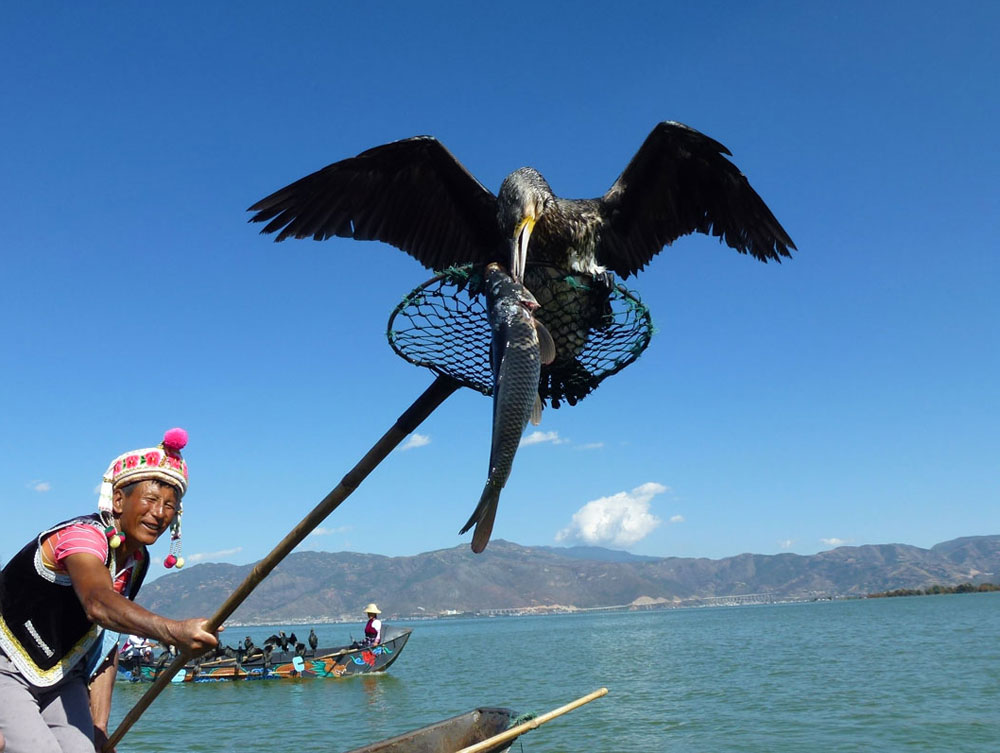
[88,651,118,752]
[65,553,219,654]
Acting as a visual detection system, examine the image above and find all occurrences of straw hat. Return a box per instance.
[363,603,381,615]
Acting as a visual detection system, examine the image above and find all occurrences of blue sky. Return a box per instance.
[2,2,997,578]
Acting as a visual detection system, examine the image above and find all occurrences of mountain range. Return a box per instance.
[136,535,1000,624]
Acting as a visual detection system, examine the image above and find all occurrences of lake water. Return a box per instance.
[108,593,1000,752]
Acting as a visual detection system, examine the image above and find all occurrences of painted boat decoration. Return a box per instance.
[343,707,518,753]
[117,626,412,683]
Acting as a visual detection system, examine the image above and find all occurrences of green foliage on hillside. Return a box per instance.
[867,583,999,598]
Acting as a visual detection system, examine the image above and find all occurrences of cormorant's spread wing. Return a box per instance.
[596,121,796,277]
[248,136,502,270]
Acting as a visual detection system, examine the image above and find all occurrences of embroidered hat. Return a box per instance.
[97,428,190,568]
[98,428,189,512]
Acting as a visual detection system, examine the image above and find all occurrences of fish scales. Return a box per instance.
[460,264,553,553]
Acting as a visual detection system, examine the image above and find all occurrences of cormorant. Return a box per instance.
[249,121,794,281]
[308,629,318,652]
[249,123,795,407]
[265,631,289,651]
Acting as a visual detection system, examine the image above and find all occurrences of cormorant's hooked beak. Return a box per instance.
[512,215,535,283]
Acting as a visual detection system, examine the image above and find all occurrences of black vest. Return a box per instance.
[0,514,148,687]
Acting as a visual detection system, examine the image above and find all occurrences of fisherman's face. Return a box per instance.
[113,480,179,547]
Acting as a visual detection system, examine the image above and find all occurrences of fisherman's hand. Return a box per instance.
[93,724,115,752]
[166,618,221,655]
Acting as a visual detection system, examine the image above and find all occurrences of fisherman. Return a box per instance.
[0,429,220,753]
[361,604,382,647]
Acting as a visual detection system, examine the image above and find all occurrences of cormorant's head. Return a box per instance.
[497,167,552,282]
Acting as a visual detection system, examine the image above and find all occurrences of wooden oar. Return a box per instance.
[455,687,608,753]
[105,375,461,751]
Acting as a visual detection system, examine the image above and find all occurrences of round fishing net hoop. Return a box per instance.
[387,263,654,408]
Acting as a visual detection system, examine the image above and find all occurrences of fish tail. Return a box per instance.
[471,495,499,554]
[460,481,501,553]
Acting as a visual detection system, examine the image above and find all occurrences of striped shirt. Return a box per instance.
[41,524,134,594]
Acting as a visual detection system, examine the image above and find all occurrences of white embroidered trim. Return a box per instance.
[24,620,54,658]
[0,615,101,687]
[34,546,73,586]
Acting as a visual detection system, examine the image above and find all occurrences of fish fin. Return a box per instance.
[460,482,500,554]
[530,393,543,426]
[471,500,499,554]
[535,321,556,365]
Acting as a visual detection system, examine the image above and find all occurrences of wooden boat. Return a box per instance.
[343,707,518,753]
[117,626,412,683]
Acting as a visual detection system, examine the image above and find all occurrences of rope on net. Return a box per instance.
[387,263,654,408]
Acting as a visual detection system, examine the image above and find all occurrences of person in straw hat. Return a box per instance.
[361,603,382,647]
[0,429,220,753]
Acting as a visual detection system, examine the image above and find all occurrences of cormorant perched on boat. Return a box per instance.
[265,631,289,651]
[308,629,318,653]
[243,636,254,652]
[248,121,794,281]
[261,643,274,669]
[294,642,307,658]
[288,632,298,648]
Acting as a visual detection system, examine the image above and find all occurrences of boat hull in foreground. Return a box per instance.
[343,707,518,753]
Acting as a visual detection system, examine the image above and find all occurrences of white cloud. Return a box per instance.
[669,515,684,524]
[520,430,567,447]
[308,525,352,537]
[556,482,667,548]
[399,433,431,451]
[28,480,51,492]
[184,547,243,564]
[779,539,794,549]
[821,537,848,547]
[575,442,604,451]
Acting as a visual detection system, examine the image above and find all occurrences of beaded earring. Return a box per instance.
[163,517,185,569]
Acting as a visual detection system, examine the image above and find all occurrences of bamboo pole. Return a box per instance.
[105,375,461,751]
[455,687,608,753]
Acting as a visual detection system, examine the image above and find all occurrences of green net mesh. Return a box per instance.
[387,263,654,408]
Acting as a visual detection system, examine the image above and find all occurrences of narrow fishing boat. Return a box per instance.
[342,688,608,753]
[117,626,412,683]
[343,707,519,753]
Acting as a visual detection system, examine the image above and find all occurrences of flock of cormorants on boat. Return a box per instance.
[133,628,322,676]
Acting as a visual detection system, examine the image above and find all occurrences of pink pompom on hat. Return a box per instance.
[97,428,190,568]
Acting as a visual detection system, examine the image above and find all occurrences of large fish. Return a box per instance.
[461,264,556,553]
